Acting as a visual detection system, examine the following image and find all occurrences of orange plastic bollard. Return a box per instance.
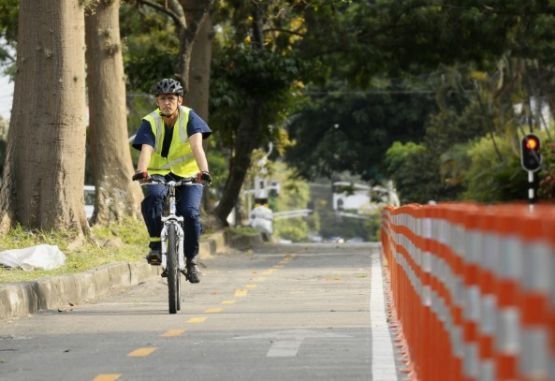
[517,207,551,380]
[543,208,555,381]
[461,206,482,381]
[492,208,522,381]
[476,208,498,381]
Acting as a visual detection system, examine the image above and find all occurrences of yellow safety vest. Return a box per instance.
[142,106,198,178]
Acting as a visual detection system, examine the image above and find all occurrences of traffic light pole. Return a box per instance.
[528,171,536,204]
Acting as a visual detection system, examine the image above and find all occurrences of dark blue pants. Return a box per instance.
[141,175,204,260]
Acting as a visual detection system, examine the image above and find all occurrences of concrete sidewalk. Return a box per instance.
[0,231,232,321]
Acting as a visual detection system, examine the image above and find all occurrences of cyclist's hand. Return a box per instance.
[196,171,212,185]
[132,170,149,182]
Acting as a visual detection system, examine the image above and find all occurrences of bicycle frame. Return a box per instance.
[160,181,186,273]
[138,175,197,314]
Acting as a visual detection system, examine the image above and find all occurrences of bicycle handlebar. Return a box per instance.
[139,177,197,187]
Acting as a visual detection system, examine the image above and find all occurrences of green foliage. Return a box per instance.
[538,139,555,200]
[385,141,425,171]
[210,43,302,149]
[120,3,179,93]
[424,96,492,154]
[213,46,299,101]
[282,0,555,203]
[385,141,444,203]
[461,136,522,202]
[127,91,154,124]
[463,133,555,202]
[285,83,435,181]
[365,211,382,242]
[206,148,229,189]
[0,0,18,75]
[269,162,311,242]
[0,0,18,46]
[318,208,374,241]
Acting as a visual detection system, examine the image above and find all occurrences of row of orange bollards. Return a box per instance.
[381,203,555,381]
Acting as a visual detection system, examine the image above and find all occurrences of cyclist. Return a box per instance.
[132,78,211,283]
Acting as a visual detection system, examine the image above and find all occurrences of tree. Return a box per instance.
[211,0,300,225]
[285,85,436,181]
[186,10,212,120]
[119,2,178,94]
[85,0,143,224]
[135,0,214,95]
[284,1,555,195]
[0,0,18,68]
[0,0,88,233]
[384,141,454,203]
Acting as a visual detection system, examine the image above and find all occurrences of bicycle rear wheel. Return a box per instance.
[167,224,180,314]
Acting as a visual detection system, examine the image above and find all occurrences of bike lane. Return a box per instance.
[0,243,398,381]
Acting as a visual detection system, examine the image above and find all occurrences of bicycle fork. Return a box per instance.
[160,217,186,271]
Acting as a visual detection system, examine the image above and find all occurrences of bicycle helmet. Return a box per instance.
[152,78,184,96]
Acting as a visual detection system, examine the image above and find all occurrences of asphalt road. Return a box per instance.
[0,243,396,381]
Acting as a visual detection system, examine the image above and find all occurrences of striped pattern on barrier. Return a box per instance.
[380,203,555,381]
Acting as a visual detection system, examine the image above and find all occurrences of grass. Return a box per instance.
[228,226,260,236]
[0,218,148,284]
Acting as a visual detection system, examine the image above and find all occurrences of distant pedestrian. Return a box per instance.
[249,197,273,241]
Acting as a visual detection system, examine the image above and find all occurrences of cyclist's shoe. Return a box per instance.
[186,259,201,284]
[146,249,161,265]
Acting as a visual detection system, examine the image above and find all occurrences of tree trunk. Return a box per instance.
[175,0,214,94]
[85,0,142,225]
[214,100,263,225]
[185,12,216,218]
[0,0,88,234]
[186,12,213,120]
[176,28,195,95]
[213,2,267,226]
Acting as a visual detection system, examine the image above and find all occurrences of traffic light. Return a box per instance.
[520,134,542,172]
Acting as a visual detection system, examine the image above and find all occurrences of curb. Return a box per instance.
[223,230,263,250]
[0,231,227,321]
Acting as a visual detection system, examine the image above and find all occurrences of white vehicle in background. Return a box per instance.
[84,185,95,220]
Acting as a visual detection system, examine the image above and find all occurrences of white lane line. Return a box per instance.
[267,340,303,357]
[370,252,398,381]
[235,329,349,358]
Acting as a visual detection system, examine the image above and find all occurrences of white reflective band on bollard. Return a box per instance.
[519,235,551,380]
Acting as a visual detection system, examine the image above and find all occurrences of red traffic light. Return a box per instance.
[524,135,540,151]
[520,134,542,172]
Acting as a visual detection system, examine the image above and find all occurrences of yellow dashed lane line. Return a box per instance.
[95,255,299,381]
[161,329,186,337]
[205,307,223,313]
[128,347,157,357]
[186,316,207,324]
[91,375,121,381]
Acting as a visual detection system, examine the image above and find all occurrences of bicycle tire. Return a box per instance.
[167,224,180,314]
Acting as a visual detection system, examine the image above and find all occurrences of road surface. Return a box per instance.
[0,243,397,381]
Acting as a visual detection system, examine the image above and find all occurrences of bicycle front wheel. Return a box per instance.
[167,224,180,314]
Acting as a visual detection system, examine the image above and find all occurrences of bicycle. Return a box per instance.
[140,176,196,314]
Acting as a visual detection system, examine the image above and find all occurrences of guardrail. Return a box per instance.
[380,203,555,381]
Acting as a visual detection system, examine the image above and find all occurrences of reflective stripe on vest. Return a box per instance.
[142,106,198,177]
